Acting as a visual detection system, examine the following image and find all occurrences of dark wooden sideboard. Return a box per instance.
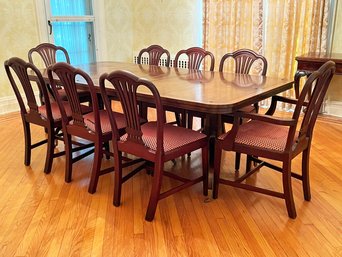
[294,52,342,98]
[296,52,342,74]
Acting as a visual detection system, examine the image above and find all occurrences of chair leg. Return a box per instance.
[64,134,73,183]
[200,117,205,130]
[113,151,123,207]
[221,120,226,134]
[88,141,103,194]
[202,145,209,196]
[187,113,193,130]
[302,148,311,201]
[235,153,241,171]
[246,155,253,172]
[175,112,182,127]
[187,112,193,158]
[23,121,31,166]
[104,141,110,160]
[145,160,164,221]
[44,126,55,174]
[181,111,187,127]
[282,160,297,218]
[213,144,222,199]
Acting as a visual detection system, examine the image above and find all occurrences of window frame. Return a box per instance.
[34,0,107,62]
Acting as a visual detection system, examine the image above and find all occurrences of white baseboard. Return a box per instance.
[0,92,40,115]
[0,95,20,115]
[325,101,342,117]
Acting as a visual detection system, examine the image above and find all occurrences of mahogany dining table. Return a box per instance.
[29,61,294,164]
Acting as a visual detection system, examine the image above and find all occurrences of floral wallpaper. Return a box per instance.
[131,0,202,57]
[0,0,40,98]
[103,0,133,62]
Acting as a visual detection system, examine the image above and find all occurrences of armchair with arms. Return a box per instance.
[213,61,336,218]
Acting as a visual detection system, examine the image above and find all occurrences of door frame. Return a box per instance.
[34,0,107,61]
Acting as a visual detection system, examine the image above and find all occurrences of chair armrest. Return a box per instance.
[265,95,308,115]
[272,95,298,105]
[235,111,297,127]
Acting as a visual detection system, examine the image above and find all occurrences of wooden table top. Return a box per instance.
[33,61,293,114]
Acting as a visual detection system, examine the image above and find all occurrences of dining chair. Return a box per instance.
[219,48,268,171]
[213,61,335,218]
[99,70,209,221]
[47,62,127,193]
[137,45,183,126]
[174,47,215,132]
[4,57,71,173]
[137,44,170,67]
[28,42,92,105]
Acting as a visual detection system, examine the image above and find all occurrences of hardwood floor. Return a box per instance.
[0,111,341,257]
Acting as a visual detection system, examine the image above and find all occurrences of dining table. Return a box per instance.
[29,61,294,164]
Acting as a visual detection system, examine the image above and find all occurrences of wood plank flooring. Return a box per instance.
[0,111,341,257]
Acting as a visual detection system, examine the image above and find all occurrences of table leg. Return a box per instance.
[203,113,222,167]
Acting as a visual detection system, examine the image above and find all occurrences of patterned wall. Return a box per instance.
[103,0,133,62]
[131,0,202,58]
[0,0,40,98]
[103,0,202,61]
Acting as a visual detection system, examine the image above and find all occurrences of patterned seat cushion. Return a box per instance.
[38,101,91,121]
[120,122,207,153]
[83,110,126,134]
[232,120,291,152]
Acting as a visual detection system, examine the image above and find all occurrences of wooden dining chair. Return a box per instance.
[219,48,268,171]
[28,43,92,105]
[174,47,215,132]
[137,45,182,126]
[99,70,209,221]
[213,61,336,218]
[47,62,127,193]
[137,44,170,67]
[4,57,71,173]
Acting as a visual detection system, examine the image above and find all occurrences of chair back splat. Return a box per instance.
[28,42,92,106]
[28,42,70,67]
[137,45,170,67]
[295,61,335,141]
[219,48,267,75]
[174,47,215,71]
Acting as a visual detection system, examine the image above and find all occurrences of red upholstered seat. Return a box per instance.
[234,120,291,152]
[39,101,91,121]
[120,122,207,153]
[84,110,126,134]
